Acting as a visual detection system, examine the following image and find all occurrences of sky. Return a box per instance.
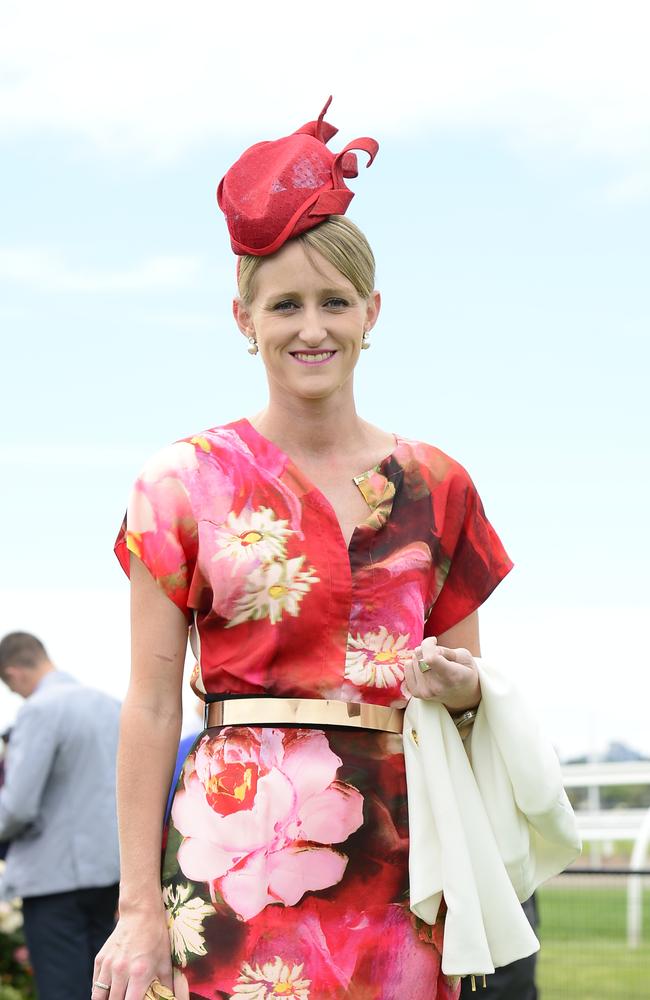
[1,0,649,758]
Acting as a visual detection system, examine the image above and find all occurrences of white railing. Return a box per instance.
[561,760,650,947]
[573,808,647,840]
[562,760,650,788]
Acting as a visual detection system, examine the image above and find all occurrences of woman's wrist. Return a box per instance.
[444,675,481,716]
[448,698,481,718]
[118,886,165,916]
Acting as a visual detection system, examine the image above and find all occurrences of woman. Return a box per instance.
[93,101,512,1000]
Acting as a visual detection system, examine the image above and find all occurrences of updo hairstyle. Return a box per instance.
[237,216,375,306]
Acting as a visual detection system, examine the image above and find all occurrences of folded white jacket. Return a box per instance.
[403,658,581,977]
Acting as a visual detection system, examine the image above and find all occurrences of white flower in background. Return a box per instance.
[212,508,293,566]
[162,883,214,967]
[345,627,412,688]
[230,956,310,999]
[0,897,23,935]
[226,557,319,628]
[0,861,23,935]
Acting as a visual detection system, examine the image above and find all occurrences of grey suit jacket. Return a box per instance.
[0,671,121,898]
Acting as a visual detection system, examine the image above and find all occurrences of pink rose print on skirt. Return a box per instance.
[171,727,364,921]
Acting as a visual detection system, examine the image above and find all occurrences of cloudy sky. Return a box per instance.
[1,1,648,758]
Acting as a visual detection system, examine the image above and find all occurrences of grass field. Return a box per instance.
[536,879,650,998]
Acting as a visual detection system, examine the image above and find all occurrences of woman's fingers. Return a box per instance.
[91,911,173,1000]
[91,955,172,1000]
[404,643,478,707]
[402,656,421,697]
[91,958,117,1000]
[173,970,191,1000]
[403,655,441,698]
[92,949,106,984]
[124,969,165,1000]
[90,980,113,1000]
[107,966,129,1000]
[418,645,474,677]
[154,970,176,992]
[125,956,175,1000]
[435,645,474,667]
[144,980,176,999]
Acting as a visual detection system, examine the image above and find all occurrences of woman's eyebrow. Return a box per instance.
[263,286,350,305]
[262,292,301,309]
[262,291,302,305]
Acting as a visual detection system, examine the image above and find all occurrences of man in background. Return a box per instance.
[0,631,121,1000]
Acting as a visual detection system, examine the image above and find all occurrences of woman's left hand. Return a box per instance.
[403,636,481,712]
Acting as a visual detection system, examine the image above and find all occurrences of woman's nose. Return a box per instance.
[298,310,327,346]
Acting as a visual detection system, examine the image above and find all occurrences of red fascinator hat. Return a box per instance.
[217,97,378,257]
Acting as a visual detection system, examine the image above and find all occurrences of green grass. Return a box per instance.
[536,882,650,999]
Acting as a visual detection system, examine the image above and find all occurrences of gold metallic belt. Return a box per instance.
[205,697,404,734]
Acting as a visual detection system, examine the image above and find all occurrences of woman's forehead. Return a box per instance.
[254,242,354,297]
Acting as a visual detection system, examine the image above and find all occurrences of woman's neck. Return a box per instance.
[250,392,371,462]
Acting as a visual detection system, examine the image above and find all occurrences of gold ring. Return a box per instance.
[93,983,110,991]
[145,982,176,1000]
[417,654,432,673]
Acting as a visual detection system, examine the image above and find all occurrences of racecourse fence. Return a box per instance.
[536,867,650,999]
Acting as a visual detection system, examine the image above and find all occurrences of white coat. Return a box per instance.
[403,659,582,977]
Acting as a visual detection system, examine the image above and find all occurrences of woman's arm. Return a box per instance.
[92,554,188,1000]
[437,611,480,659]
[118,553,187,908]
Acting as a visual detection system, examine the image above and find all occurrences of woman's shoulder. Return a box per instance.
[136,419,253,479]
[395,434,474,489]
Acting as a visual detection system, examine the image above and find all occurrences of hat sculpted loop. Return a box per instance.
[217,97,379,257]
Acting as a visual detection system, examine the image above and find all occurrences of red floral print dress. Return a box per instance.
[115,418,512,1000]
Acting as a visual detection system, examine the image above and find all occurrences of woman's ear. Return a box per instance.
[232,298,254,340]
[364,290,381,333]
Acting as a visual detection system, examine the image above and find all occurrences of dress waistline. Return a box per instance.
[204,697,404,734]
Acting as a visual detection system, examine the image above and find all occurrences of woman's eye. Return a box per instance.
[273,300,298,312]
[325,298,348,309]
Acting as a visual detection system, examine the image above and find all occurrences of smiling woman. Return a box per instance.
[93,99,516,1000]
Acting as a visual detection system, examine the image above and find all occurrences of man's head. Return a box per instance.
[0,632,54,698]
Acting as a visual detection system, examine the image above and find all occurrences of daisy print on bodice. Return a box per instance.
[116,419,512,707]
[207,506,319,628]
[345,626,412,691]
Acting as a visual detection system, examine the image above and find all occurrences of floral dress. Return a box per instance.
[115,418,512,1000]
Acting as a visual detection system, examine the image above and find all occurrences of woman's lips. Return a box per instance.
[290,350,337,365]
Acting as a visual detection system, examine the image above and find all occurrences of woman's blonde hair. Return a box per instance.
[237,216,375,305]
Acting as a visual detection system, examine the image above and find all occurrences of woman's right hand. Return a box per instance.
[91,903,173,1000]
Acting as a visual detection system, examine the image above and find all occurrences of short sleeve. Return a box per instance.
[114,442,199,617]
[424,466,513,638]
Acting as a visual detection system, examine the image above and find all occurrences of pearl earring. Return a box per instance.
[247,336,258,356]
[361,330,371,350]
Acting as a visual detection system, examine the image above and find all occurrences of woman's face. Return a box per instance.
[234,240,380,404]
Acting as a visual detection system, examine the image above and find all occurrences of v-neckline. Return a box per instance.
[234,417,402,551]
